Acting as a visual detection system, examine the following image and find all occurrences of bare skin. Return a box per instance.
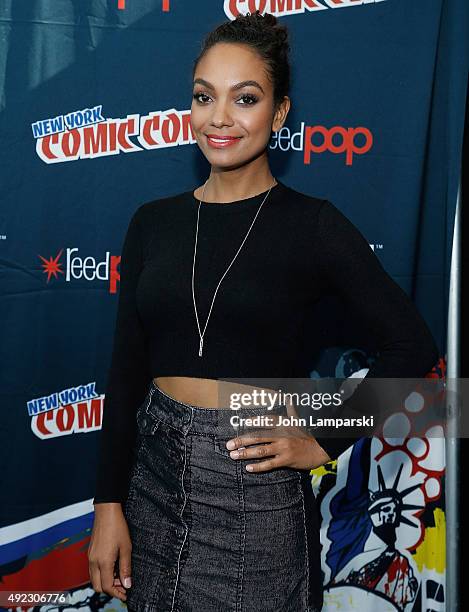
[89,41,330,602]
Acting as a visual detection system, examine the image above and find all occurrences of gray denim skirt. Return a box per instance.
[123,381,323,612]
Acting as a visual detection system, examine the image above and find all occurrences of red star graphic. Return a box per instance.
[38,249,65,282]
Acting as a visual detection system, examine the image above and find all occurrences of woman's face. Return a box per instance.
[190,42,289,169]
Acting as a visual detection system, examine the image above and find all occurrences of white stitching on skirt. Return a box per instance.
[236,462,246,612]
[170,406,194,611]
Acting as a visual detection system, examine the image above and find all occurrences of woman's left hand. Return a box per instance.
[225,427,331,472]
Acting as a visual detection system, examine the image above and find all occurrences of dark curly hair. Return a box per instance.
[192,10,291,111]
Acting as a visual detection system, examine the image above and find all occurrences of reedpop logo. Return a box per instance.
[271,121,373,166]
[38,247,121,293]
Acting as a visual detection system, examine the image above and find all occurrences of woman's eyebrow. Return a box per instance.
[193,78,264,94]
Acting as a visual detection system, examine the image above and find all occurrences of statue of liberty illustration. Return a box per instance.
[322,438,424,611]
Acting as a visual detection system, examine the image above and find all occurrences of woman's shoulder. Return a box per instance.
[279,180,327,211]
[281,182,358,229]
[279,183,371,250]
[277,181,334,228]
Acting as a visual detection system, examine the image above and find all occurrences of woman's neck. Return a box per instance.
[200,170,277,203]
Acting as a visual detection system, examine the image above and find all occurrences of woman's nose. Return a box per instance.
[210,101,233,127]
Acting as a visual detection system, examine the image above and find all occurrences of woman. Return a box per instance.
[88,11,438,612]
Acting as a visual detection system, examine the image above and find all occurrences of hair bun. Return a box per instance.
[246,10,289,47]
[255,10,276,27]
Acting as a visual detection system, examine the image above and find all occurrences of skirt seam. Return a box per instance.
[170,407,194,611]
[236,458,247,612]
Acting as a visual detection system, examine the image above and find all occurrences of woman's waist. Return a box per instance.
[153,376,288,410]
[144,378,292,440]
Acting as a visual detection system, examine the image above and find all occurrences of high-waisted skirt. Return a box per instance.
[123,381,324,612]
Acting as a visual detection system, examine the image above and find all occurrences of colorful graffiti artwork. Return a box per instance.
[310,359,446,612]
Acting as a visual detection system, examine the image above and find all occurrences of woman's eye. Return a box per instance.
[192,92,258,105]
[237,94,258,105]
[193,92,211,104]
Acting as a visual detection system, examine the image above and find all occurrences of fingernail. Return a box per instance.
[226,440,235,450]
[230,450,239,458]
[246,465,253,471]
[124,577,132,588]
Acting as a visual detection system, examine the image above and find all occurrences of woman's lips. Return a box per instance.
[206,135,242,148]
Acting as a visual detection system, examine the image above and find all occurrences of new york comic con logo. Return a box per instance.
[224,0,386,19]
[38,247,121,293]
[31,104,195,164]
[28,382,103,439]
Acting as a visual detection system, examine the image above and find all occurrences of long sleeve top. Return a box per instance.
[93,180,439,504]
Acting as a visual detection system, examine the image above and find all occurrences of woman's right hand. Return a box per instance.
[88,503,132,602]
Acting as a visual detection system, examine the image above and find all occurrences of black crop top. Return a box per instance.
[93,180,439,504]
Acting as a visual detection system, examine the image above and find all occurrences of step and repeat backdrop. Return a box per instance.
[1,1,467,611]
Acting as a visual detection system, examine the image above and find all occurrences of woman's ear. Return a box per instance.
[272,96,291,133]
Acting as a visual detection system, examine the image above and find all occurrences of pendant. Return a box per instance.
[198,337,203,357]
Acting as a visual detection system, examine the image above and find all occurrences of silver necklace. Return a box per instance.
[192,179,275,357]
